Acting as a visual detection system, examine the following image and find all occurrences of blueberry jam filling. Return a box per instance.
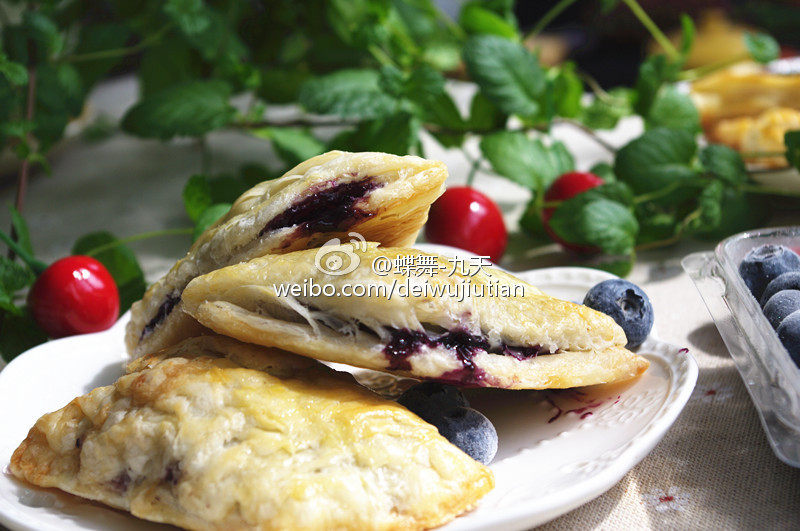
[260,177,382,237]
[382,326,553,375]
[164,462,182,486]
[109,471,131,493]
[140,292,181,340]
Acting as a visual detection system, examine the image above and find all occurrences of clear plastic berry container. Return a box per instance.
[682,227,800,467]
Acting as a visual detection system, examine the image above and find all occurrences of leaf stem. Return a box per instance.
[367,44,397,68]
[0,230,46,274]
[8,64,37,262]
[553,118,617,154]
[62,25,170,63]
[738,183,800,198]
[678,53,749,81]
[526,0,579,39]
[621,0,679,62]
[83,228,193,257]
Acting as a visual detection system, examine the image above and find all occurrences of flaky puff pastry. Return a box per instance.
[126,151,447,359]
[10,335,493,531]
[181,244,649,389]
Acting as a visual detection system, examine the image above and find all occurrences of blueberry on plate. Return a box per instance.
[738,244,800,302]
[760,271,800,307]
[435,407,498,465]
[397,382,469,423]
[763,290,800,329]
[777,311,800,367]
[583,279,654,348]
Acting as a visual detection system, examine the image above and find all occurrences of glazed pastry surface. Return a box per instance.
[126,151,447,358]
[181,245,649,389]
[10,336,493,530]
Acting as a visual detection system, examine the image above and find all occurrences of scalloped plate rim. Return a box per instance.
[0,244,698,531]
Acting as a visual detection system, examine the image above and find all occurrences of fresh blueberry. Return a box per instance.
[760,271,800,307]
[583,279,654,348]
[777,311,800,367]
[738,245,800,302]
[397,382,469,423]
[435,407,498,465]
[763,290,800,329]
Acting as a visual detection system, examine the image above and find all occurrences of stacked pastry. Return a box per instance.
[10,151,648,530]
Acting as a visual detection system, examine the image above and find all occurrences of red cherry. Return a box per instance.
[425,187,507,263]
[542,172,605,254]
[28,256,120,338]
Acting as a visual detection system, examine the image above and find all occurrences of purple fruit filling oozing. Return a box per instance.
[140,292,181,339]
[383,326,552,377]
[260,177,382,236]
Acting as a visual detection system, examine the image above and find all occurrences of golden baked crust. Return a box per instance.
[181,245,649,389]
[691,62,800,126]
[708,108,800,168]
[10,336,493,530]
[126,151,447,359]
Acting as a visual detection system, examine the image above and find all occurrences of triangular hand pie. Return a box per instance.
[181,245,649,389]
[126,151,447,358]
[11,335,493,530]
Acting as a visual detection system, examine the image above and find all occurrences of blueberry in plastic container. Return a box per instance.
[738,244,800,302]
[763,290,800,329]
[777,311,800,367]
[583,279,654,348]
[760,271,800,307]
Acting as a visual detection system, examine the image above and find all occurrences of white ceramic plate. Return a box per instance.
[0,248,697,530]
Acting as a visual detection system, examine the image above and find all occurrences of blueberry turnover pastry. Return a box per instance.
[180,245,649,389]
[125,151,447,358]
[10,335,494,530]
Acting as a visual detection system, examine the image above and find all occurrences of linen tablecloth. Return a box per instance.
[1,78,799,529]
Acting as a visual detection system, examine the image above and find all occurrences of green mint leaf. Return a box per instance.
[600,0,620,14]
[9,205,33,255]
[580,182,635,205]
[589,162,616,182]
[254,128,326,167]
[467,92,507,130]
[550,63,583,119]
[183,175,213,223]
[633,55,680,116]
[463,35,545,118]
[194,204,232,241]
[259,69,310,104]
[0,309,48,362]
[691,181,724,231]
[480,131,574,190]
[786,131,800,171]
[679,14,696,59]
[164,0,211,36]
[139,40,197,97]
[519,197,549,242]
[700,144,747,185]
[0,255,35,298]
[582,95,632,130]
[299,69,397,119]
[121,80,235,139]
[21,11,63,62]
[744,32,780,64]
[692,189,767,240]
[72,231,146,315]
[326,0,391,47]
[635,205,677,245]
[646,85,700,132]
[549,197,638,255]
[459,3,518,39]
[0,54,27,86]
[329,112,419,156]
[73,23,132,87]
[614,127,697,195]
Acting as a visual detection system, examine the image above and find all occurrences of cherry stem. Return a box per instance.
[0,230,46,275]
